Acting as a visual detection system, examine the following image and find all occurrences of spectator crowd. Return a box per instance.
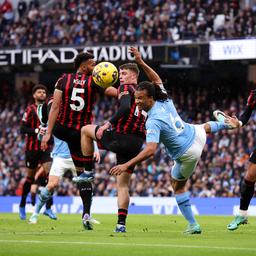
[0,0,255,48]
[0,81,255,198]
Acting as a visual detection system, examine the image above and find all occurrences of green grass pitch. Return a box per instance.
[0,214,256,256]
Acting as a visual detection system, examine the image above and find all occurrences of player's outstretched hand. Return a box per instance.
[96,121,111,140]
[41,133,51,151]
[38,125,47,136]
[225,116,241,129]
[109,164,129,175]
[129,47,143,65]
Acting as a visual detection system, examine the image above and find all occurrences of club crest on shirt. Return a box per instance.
[147,129,156,134]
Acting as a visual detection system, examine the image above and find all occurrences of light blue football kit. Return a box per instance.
[146,99,228,180]
[51,136,72,159]
[145,91,229,230]
[146,99,196,161]
[49,136,77,177]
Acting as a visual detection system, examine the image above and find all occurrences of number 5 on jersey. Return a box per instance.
[70,88,85,111]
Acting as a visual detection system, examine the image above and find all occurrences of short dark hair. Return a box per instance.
[32,84,47,94]
[74,51,94,70]
[119,63,140,76]
[137,81,168,101]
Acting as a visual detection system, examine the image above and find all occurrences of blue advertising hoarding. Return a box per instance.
[1,196,256,216]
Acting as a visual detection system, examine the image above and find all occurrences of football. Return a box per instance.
[92,62,118,88]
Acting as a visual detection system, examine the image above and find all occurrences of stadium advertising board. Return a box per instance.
[209,39,256,60]
[1,196,256,216]
[0,45,166,66]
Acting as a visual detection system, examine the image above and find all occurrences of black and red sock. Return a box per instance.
[83,155,94,171]
[118,208,128,226]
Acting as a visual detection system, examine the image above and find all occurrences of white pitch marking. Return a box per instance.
[0,240,255,252]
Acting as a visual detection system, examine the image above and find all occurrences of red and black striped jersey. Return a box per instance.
[55,73,97,131]
[21,103,41,151]
[112,84,146,137]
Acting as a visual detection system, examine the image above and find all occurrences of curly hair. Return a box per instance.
[74,51,94,70]
[137,81,168,101]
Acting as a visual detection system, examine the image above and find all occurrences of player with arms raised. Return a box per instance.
[79,47,162,232]
[110,81,238,234]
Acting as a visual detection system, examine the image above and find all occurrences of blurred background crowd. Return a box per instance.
[0,80,255,198]
[0,0,255,47]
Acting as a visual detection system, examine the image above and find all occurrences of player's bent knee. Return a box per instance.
[245,164,256,182]
[171,178,187,193]
[81,126,87,135]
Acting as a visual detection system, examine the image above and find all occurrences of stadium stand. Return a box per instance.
[0,0,255,48]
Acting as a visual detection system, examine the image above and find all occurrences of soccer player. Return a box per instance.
[19,84,54,220]
[41,51,117,229]
[110,81,238,234]
[217,89,256,231]
[79,47,161,232]
[29,98,100,228]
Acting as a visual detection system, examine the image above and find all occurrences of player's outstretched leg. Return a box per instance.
[212,110,239,129]
[175,192,202,234]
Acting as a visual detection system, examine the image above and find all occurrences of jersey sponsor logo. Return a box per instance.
[73,78,85,85]
[118,91,129,99]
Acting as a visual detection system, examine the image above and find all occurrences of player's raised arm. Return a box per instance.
[41,90,62,151]
[129,46,162,86]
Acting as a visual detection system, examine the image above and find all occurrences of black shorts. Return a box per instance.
[96,127,144,172]
[53,122,84,167]
[249,149,256,164]
[25,150,51,169]
[35,175,48,187]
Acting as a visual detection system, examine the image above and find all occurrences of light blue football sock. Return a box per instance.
[35,187,52,214]
[207,121,230,133]
[175,192,196,225]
